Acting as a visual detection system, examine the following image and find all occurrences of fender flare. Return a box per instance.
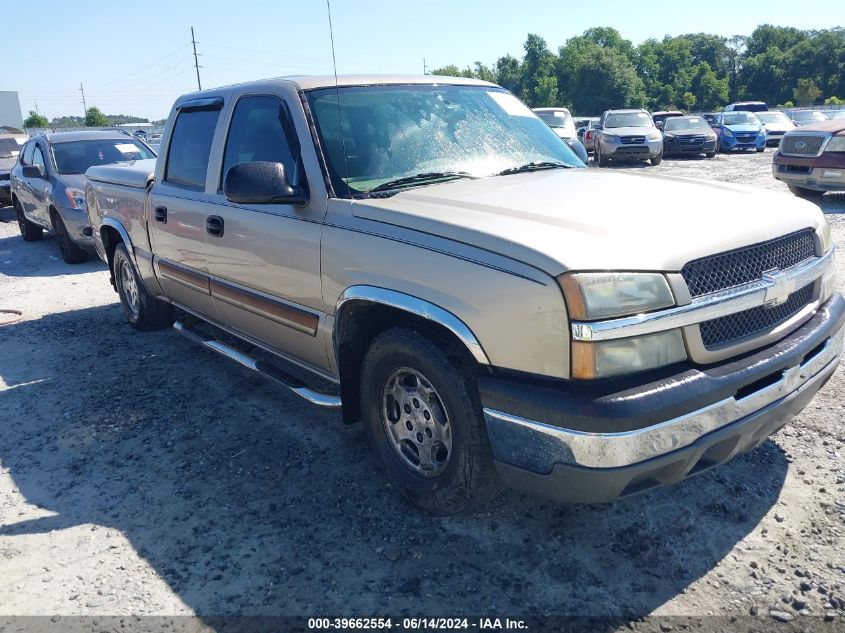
[100,217,136,267]
[334,285,490,366]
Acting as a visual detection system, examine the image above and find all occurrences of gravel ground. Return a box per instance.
[0,151,844,627]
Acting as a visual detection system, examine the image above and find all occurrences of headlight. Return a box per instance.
[559,272,675,321]
[65,187,86,209]
[824,136,845,153]
[722,128,734,138]
[572,330,687,379]
[648,130,662,141]
[604,134,619,144]
[820,219,832,254]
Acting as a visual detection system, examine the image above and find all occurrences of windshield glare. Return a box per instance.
[605,112,652,128]
[307,85,583,195]
[664,117,710,131]
[52,139,156,174]
[723,112,759,126]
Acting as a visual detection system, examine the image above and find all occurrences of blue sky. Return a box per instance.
[6,0,843,120]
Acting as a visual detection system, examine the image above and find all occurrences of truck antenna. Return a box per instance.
[326,0,349,193]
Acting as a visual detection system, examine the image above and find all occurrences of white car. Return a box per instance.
[532,107,577,140]
[756,111,796,147]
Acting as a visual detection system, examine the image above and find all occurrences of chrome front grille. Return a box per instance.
[680,135,706,144]
[780,135,827,157]
[620,136,646,144]
[699,284,814,349]
[682,229,816,298]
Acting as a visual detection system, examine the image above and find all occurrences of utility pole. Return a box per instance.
[79,82,87,118]
[423,58,427,75]
[34,100,39,114]
[191,27,202,90]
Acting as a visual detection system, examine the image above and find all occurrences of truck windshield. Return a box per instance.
[604,112,652,128]
[306,85,583,196]
[723,112,759,126]
[535,110,572,128]
[664,117,710,131]
[51,139,156,175]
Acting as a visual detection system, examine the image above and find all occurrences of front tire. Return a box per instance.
[15,200,43,242]
[650,152,663,166]
[705,151,716,158]
[756,147,765,153]
[113,243,173,331]
[596,144,608,167]
[360,328,502,515]
[51,212,87,264]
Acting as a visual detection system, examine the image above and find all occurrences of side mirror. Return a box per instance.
[655,121,664,130]
[22,164,46,179]
[223,161,308,206]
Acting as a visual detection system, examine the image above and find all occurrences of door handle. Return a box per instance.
[154,206,167,223]
[206,215,224,237]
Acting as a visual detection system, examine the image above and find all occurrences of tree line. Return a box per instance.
[431,25,845,114]
[23,108,154,129]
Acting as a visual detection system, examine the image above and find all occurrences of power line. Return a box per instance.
[191,27,202,90]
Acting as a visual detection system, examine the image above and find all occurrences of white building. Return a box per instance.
[0,91,23,129]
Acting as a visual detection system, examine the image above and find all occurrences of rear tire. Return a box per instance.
[360,328,502,515]
[787,185,824,199]
[15,200,43,242]
[113,243,173,331]
[51,211,87,264]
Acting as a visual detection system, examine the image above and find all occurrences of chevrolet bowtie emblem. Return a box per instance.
[762,268,795,307]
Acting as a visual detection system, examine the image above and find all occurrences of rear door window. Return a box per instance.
[221,95,298,187]
[164,107,220,189]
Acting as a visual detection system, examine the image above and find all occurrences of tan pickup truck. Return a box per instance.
[86,75,843,515]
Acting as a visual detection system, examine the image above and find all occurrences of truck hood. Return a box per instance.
[354,169,825,275]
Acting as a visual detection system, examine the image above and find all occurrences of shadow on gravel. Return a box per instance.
[0,304,789,625]
[0,208,106,277]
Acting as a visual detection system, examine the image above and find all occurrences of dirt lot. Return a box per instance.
[0,151,844,627]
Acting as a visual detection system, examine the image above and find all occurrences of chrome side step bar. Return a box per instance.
[173,320,342,409]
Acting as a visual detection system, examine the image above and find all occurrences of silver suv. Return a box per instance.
[595,109,663,166]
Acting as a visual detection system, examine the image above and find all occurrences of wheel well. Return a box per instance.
[100,226,123,286]
[335,302,478,425]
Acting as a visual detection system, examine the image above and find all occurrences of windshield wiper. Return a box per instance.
[368,171,474,193]
[496,161,572,176]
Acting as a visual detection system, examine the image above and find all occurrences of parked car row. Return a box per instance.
[5,74,842,514]
[10,131,156,263]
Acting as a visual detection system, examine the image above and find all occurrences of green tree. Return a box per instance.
[24,111,49,128]
[85,107,109,127]
[430,64,463,77]
[793,78,821,105]
[494,55,522,95]
[824,96,844,105]
[533,76,559,106]
[569,47,646,113]
[681,92,697,110]
[520,34,557,106]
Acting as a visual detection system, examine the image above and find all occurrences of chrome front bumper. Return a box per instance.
[482,294,844,503]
